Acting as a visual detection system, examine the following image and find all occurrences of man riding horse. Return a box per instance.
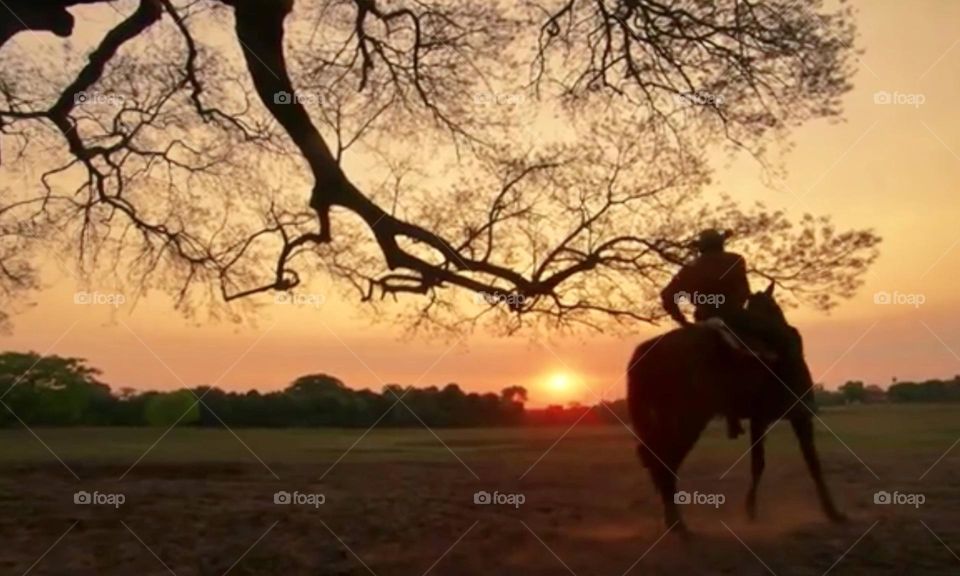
[659,229,760,439]
[633,230,844,530]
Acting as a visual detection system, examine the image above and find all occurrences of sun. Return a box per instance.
[537,370,586,403]
[546,372,575,393]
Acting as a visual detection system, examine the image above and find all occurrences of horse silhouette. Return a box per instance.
[627,283,845,534]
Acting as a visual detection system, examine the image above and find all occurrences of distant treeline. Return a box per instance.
[0,352,629,428]
[814,378,960,406]
[1,352,956,428]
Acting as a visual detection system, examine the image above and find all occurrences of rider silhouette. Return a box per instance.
[661,229,750,325]
[660,229,749,438]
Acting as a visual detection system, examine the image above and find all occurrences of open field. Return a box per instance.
[2,404,960,575]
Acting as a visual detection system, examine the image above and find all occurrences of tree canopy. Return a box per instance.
[0,0,879,331]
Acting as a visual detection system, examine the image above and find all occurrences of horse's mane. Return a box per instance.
[747,289,788,326]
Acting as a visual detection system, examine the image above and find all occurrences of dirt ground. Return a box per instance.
[2,405,959,575]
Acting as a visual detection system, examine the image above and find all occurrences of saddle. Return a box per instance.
[698,317,778,362]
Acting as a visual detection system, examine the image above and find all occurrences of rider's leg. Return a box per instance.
[715,311,748,439]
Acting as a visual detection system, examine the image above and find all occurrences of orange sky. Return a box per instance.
[2,0,959,406]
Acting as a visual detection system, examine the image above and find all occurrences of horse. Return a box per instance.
[626,282,845,534]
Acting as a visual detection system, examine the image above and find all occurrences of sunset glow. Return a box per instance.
[547,372,573,392]
[541,371,584,403]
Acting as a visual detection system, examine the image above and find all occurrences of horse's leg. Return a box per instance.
[745,418,768,520]
[651,412,710,536]
[648,456,686,534]
[637,423,685,532]
[638,420,689,535]
[631,390,688,534]
[790,415,847,523]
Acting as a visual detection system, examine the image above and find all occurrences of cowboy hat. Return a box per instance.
[695,229,730,251]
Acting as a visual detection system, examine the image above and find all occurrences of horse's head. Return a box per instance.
[746,282,815,402]
[746,281,787,326]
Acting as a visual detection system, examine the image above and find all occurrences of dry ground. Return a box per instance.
[2,404,959,575]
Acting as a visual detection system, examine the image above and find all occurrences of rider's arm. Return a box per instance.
[661,268,692,326]
[730,254,751,306]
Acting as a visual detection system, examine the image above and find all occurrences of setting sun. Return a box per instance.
[539,371,589,404]
[547,372,574,392]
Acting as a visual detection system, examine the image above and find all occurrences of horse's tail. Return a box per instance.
[627,338,659,469]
